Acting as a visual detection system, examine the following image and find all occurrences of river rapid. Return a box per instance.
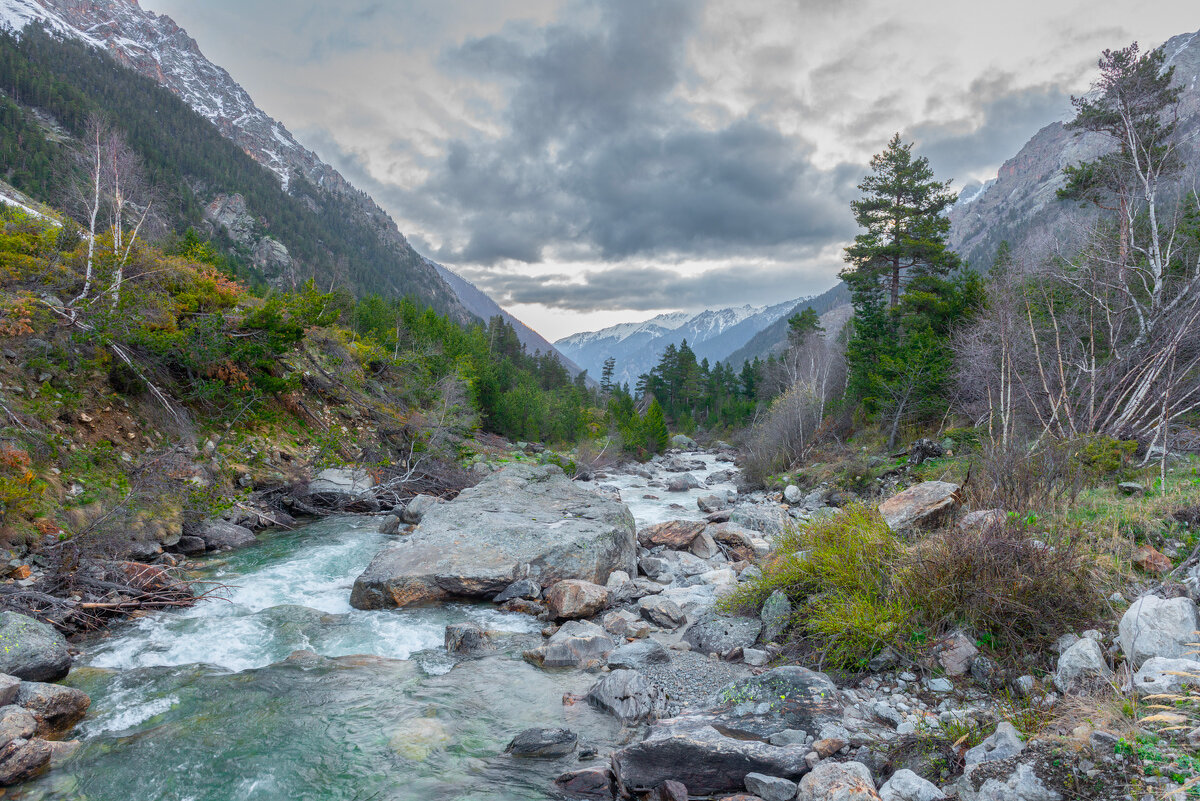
[13,454,737,801]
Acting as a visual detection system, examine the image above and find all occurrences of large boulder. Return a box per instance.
[308,467,375,497]
[15,681,90,736]
[0,737,51,786]
[350,464,635,609]
[402,494,442,524]
[586,669,669,722]
[1053,638,1113,694]
[505,727,577,758]
[964,722,1024,768]
[607,639,671,670]
[760,590,793,644]
[444,623,492,655]
[187,520,256,551]
[797,761,880,801]
[1119,595,1200,668]
[730,505,789,539]
[696,666,844,741]
[639,596,687,629]
[879,769,946,801]
[683,610,763,655]
[544,580,610,620]
[667,474,703,493]
[555,767,615,799]
[612,718,810,796]
[878,482,960,532]
[639,520,707,550]
[1131,657,1200,697]
[0,614,71,682]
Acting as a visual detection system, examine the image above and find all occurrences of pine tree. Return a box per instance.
[643,399,670,454]
[600,356,616,395]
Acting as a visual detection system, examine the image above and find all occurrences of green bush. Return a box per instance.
[1075,434,1138,477]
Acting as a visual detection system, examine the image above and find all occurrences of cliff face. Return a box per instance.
[949,29,1200,269]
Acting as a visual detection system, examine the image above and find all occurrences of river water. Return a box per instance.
[13,455,736,801]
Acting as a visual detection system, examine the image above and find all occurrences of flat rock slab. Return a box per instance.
[350,464,635,609]
[878,482,960,532]
[696,666,844,741]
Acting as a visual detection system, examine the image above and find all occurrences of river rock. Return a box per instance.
[188,519,256,551]
[879,769,946,801]
[671,435,698,450]
[379,515,402,535]
[0,614,71,682]
[444,622,492,655]
[494,578,542,603]
[555,766,615,799]
[746,772,799,801]
[878,482,960,532]
[683,610,762,655]
[639,596,687,628]
[1131,657,1200,697]
[730,504,788,538]
[797,761,879,801]
[350,464,635,609]
[698,667,843,741]
[586,668,668,722]
[528,620,615,668]
[0,737,50,785]
[545,580,610,620]
[608,639,671,670]
[667,474,703,492]
[505,727,577,757]
[402,494,441,524]
[0,705,35,744]
[1119,595,1200,667]
[690,530,721,559]
[611,717,810,796]
[665,457,706,473]
[639,520,707,550]
[706,469,737,486]
[698,494,730,513]
[1053,638,1112,694]
[15,682,90,736]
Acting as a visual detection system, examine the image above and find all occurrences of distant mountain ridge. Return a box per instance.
[556,296,825,386]
[948,28,1200,268]
[722,283,852,368]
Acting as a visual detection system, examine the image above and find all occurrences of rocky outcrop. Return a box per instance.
[526,621,615,668]
[878,482,960,532]
[350,464,635,609]
[0,614,71,682]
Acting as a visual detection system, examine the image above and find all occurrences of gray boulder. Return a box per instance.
[0,705,35,744]
[505,727,577,758]
[964,722,1024,768]
[0,676,17,708]
[189,520,256,551]
[639,596,687,629]
[444,622,492,655]
[683,610,763,655]
[730,504,789,538]
[494,578,541,603]
[746,771,799,801]
[1131,657,1200,698]
[671,435,697,450]
[612,718,810,796]
[698,494,730,513]
[784,485,804,504]
[16,681,90,736]
[667,474,703,492]
[880,769,946,801]
[528,621,615,668]
[1053,638,1113,694]
[760,590,792,644]
[1119,595,1200,668]
[797,761,879,801]
[699,666,844,741]
[308,467,375,496]
[402,494,442,524]
[350,464,635,609]
[0,614,71,682]
[608,639,671,670]
[958,763,1060,801]
[554,767,615,799]
[585,668,669,722]
[878,481,960,533]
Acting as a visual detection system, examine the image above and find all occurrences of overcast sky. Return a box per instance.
[148,0,1198,340]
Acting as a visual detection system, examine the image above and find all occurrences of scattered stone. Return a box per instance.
[926,678,953,693]
[444,622,492,655]
[1131,657,1200,697]
[187,519,256,551]
[958,763,1059,801]
[0,737,51,785]
[745,772,798,801]
[783,485,804,504]
[730,505,789,538]
[878,481,960,533]
[1053,638,1113,694]
[351,464,635,609]
[934,632,978,677]
[505,727,577,758]
[607,639,671,670]
[964,722,1024,768]
[813,737,846,758]
[684,610,763,655]
[545,580,611,620]
[1117,481,1144,496]
[378,515,402,535]
[494,578,542,603]
[1118,594,1200,667]
[0,705,36,743]
[699,494,731,513]
[796,761,879,801]
[879,769,946,801]
[586,668,668,722]
[1132,545,1172,574]
[651,779,690,801]
[0,613,71,682]
[743,648,770,667]
[667,474,703,492]
[957,509,1004,532]
[690,530,722,559]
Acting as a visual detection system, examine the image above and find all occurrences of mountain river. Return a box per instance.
[12,455,738,801]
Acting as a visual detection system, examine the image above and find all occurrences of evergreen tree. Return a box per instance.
[643,399,669,454]
[600,356,616,395]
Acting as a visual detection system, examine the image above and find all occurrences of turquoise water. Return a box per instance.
[13,517,624,801]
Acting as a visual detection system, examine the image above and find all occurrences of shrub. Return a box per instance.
[898,520,1102,652]
[1075,434,1138,477]
[967,437,1086,514]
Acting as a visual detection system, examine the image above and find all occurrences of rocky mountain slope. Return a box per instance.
[556,298,811,386]
[949,28,1200,269]
[721,283,852,368]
